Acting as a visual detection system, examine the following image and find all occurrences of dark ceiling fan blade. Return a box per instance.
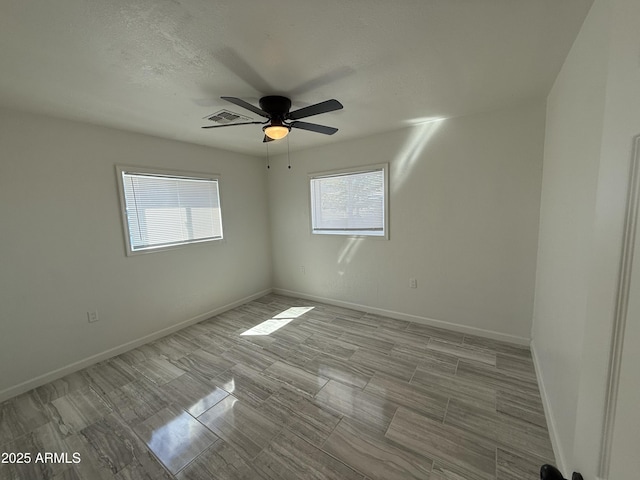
[201,121,265,129]
[290,121,338,135]
[221,96,269,118]
[287,99,343,120]
[263,135,275,143]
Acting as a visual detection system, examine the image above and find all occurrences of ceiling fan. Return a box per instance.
[202,96,343,142]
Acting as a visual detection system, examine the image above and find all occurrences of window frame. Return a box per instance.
[115,165,224,256]
[308,163,389,239]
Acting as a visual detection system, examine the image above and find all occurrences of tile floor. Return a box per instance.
[0,294,554,479]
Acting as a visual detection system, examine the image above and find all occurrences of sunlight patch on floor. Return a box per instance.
[241,306,315,336]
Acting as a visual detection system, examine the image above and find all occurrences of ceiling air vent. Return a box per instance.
[203,109,253,124]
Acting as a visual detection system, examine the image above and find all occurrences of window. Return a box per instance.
[116,166,223,255]
[310,164,388,237]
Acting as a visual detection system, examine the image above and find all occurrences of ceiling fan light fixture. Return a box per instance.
[263,124,290,140]
[211,96,342,141]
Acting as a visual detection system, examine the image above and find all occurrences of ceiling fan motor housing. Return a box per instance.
[207,95,342,138]
[259,96,292,119]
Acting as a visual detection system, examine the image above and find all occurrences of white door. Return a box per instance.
[607,163,640,479]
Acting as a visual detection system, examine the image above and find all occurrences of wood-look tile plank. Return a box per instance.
[496,389,547,428]
[82,413,173,478]
[102,379,169,425]
[176,439,268,480]
[254,293,284,304]
[303,333,359,360]
[268,324,313,346]
[322,304,367,320]
[35,372,91,404]
[254,427,364,480]
[197,395,281,460]
[495,353,537,379]
[272,343,321,368]
[298,317,345,339]
[0,429,58,480]
[322,417,433,480]
[63,433,123,480]
[364,373,448,422]
[52,467,81,480]
[117,345,161,367]
[176,322,216,341]
[430,462,487,480]
[350,349,418,382]
[258,386,341,447]
[0,390,50,442]
[455,360,539,395]
[496,447,553,480]
[160,373,228,417]
[201,319,244,338]
[174,348,234,382]
[427,338,496,366]
[134,405,217,474]
[220,343,278,372]
[132,357,186,386]
[150,334,200,360]
[212,363,281,407]
[304,306,341,320]
[361,313,411,331]
[332,316,380,330]
[304,353,374,389]
[82,359,137,396]
[390,345,459,376]
[368,327,429,348]
[410,367,497,411]
[386,407,496,480]
[237,332,278,350]
[0,421,72,479]
[262,337,299,359]
[340,331,395,353]
[198,332,237,355]
[114,462,173,480]
[262,361,329,397]
[237,302,279,318]
[463,335,531,359]
[444,398,554,460]
[176,324,229,352]
[48,387,112,436]
[314,380,398,432]
[405,324,465,345]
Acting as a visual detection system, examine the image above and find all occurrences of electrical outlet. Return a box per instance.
[300,266,306,275]
[409,278,417,289]
[87,310,99,323]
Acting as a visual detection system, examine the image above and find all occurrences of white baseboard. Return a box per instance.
[273,288,530,346]
[530,339,568,475]
[0,288,272,403]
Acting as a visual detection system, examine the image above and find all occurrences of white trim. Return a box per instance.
[0,288,272,403]
[272,288,530,345]
[531,339,569,476]
[598,134,640,479]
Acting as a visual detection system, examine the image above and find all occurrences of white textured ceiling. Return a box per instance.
[0,0,592,156]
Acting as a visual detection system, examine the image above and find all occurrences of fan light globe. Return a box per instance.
[264,125,290,140]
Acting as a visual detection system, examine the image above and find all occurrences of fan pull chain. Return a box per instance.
[266,141,270,169]
[287,135,291,170]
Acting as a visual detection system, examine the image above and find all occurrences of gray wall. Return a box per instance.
[268,101,545,342]
[0,108,272,399]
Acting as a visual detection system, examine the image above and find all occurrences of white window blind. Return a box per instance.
[119,169,223,254]
[310,167,386,236]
